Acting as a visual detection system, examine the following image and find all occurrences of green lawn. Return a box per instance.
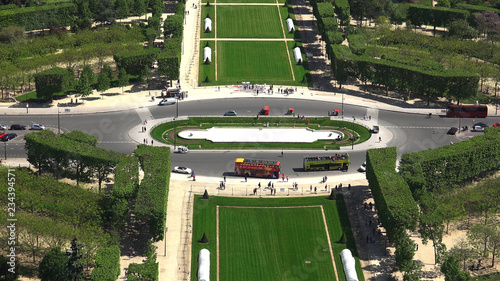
[199,40,216,84]
[209,0,286,4]
[200,5,215,38]
[219,206,336,280]
[217,40,293,82]
[190,196,365,281]
[217,6,283,38]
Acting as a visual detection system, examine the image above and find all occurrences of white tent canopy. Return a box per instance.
[293,47,302,63]
[286,18,295,32]
[198,249,210,281]
[204,17,212,32]
[203,46,212,63]
[340,249,358,281]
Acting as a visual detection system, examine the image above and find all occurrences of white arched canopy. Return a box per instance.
[204,17,212,32]
[340,249,359,281]
[293,47,302,63]
[203,46,212,63]
[198,249,210,281]
[286,18,295,32]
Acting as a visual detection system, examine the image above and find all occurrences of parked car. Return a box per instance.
[30,124,45,130]
[358,162,367,172]
[158,98,176,105]
[0,132,5,139]
[472,125,484,132]
[224,110,237,116]
[0,124,6,130]
[371,125,380,134]
[474,122,489,128]
[10,124,26,130]
[176,146,189,154]
[493,122,500,127]
[447,127,458,135]
[172,166,192,174]
[1,133,17,141]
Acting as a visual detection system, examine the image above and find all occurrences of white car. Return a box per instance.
[159,98,176,105]
[173,166,192,174]
[0,124,6,130]
[358,162,366,172]
[176,146,189,154]
[30,124,45,130]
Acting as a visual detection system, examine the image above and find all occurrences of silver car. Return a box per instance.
[30,124,45,130]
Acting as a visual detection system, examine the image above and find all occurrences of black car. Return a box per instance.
[1,133,17,141]
[447,127,458,135]
[10,124,26,130]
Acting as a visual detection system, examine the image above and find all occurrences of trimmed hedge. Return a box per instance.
[134,145,170,242]
[34,67,74,101]
[325,30,344,44]
[62,130,98,147]
[114,48,160,76]
[330,44,479,101]
[91,246,120,281]
[407,4,469,28]
[399,128,500,194]
[366,147,419,242]
[0,3,75,30]
[347,34,366,55]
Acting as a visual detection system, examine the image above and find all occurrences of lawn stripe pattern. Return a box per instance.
[217,206,337,281]
[217,6,283,38]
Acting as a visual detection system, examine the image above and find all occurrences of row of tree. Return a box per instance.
[134,145,171,242]
[365,147,421,280]
[25,130,123,188]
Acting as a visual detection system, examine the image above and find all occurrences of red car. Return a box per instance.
[0,132,6,139]
[493,122,500,127]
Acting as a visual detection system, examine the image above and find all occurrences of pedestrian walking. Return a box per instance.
[348,183,351,190]
[224,176,226,182]
[193,174,196,181]
[286,176,289,182]
[379,136,382,142]
[151,139,154,145]
[258,182,261,188]
[245,175,247,182]
[310,185,312,192]
[325,184,327,191]
[314,186,317,194]
[281,150,284,157]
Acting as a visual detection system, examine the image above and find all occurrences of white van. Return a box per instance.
[159,98,176,105]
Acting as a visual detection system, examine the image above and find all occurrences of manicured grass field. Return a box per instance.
[217,6,283,38]
[217,41,293,81]
[190,196,365,281]
[200,6,215,38]
[199,40,216,84]
[219,206,336,280]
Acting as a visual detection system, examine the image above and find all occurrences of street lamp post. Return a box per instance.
[164,212,167,256]
[57,103,61,135]
[341,92,344,119]
[351,116,355,150]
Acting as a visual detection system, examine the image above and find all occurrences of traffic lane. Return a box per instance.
[387,126,466,155]
[148,98,367,119]
[377,110,497,128]
[170,150,367,179]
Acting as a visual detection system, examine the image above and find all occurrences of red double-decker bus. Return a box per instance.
[446,104,488,118]
[234,158,280,178]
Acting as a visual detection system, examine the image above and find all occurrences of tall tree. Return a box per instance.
[77,65,94,97]
[117,67,129,94]
[134,0,147,17]
[67,238,85,281]
[475,11,500,42]
[96,72,110,98]
[115,0,130,19]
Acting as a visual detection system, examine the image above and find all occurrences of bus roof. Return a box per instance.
[235,158,280,166]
